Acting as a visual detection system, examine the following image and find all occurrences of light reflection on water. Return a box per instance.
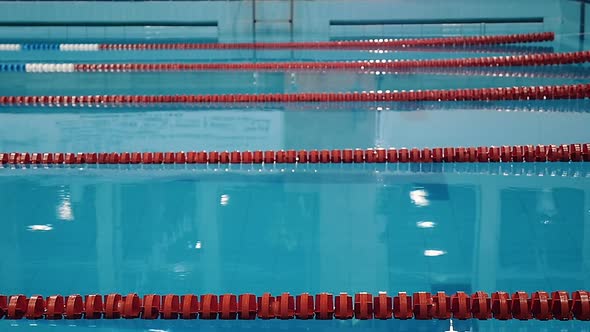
[0,163,587,305]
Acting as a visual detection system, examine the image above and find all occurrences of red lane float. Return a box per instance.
[84,295,103,319]
[219,294,237,320]
[45,296,65,319]
[161,294,179,319]
[200,294,219,320]
[335,293,353,320]
[1,84,589,107]
[25,296,45,319]
[181,294,199,319]
[412,292,432,320]
[295,293,314,320]
[65,295,83,319]
[70,51,590,73]
[257,293,274,319]
[573,291,590,321]
[0,291,588,321]
[492,292,512,320]
[374,292,394,319]
[433,292,451,319]
[142,295,161,319]
[7,295,27,319]
[239,294,257,320]
[1,143,588,166]
[95,32,553,50]
[355,293,373,320]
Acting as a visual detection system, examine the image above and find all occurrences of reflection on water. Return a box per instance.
[220,194,230,206]
[424,249,446,257]
[0,169,588,331]
[0,164,587,301]
[0,308,587,332]
[410,188,430,207]
[416,220,436,228]
[26,224,53,232]
[1,100,589,153]
[57,186,74,221]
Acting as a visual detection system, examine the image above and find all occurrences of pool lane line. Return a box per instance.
[1,144,589,165]
[0,83,589,106]
[2,290,588,321]
[0,32,554,52]
[1,50,587,73]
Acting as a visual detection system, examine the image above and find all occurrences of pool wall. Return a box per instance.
[1,108,590,152]
[0,0,577,42]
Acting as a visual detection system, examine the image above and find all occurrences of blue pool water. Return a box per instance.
[0,162,589,332]
[1,1,590,331]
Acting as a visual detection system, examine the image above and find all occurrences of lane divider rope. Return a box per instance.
[0,84,588,106]
[1,144,588,165]
[3,65,589,82]
[0,32,554,52]
[0,290,588,321]
[0,45,555,55]
[1,51,587,73]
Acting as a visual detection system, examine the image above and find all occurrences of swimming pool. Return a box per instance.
[1,1,590,331]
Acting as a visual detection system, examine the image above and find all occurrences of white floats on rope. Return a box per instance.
[24,63,75,73]
[0,44,100,51]
[58,44,100,51]
[0,44,22,51]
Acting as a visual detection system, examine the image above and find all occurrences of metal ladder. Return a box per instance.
[252,0,294,26]
[251,0,295,61]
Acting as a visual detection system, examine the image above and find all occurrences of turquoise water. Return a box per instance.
[0,162,589,332]
[1,2,590,331]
